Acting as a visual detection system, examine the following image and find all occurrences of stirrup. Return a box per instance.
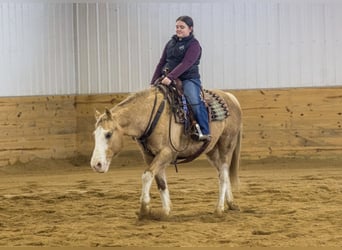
[192,124,211,141]
[198,134,211,141]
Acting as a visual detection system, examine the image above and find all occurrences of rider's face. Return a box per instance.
[175,21,192,39]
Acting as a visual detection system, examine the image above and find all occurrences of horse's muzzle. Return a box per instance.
[90,159,109,173]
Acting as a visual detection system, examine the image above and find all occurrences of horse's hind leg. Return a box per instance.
[207,143,238,216]
[207,148,228,215]
[217,162,230,215]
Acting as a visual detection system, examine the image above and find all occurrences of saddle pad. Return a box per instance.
[172,89,229,125]
[203,89,230,121]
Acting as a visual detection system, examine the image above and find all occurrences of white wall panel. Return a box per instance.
[0,2,75,96]
[0,0,341,96]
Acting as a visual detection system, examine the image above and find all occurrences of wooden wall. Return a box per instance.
[236,87,342,160]
[0,87,341,167]
[0,95,77,167]
[75,87,342,161]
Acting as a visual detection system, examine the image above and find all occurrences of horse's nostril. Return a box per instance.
[96,162,102,168]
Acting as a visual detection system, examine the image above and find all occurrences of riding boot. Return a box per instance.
[196,101,210,135]
[195,123,211,141]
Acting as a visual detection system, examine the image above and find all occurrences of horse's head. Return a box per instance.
[90,108,124,173]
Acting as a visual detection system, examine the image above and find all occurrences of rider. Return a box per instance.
[150,16,210,141]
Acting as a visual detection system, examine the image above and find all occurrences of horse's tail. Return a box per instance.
[230,125,242,190]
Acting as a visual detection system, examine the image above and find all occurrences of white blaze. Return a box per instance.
[91,126,110,173]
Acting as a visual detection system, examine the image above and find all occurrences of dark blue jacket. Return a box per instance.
[164,34,201,80]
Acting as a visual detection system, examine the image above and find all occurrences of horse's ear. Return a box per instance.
[105,107,112,119]
[95,109,101,120]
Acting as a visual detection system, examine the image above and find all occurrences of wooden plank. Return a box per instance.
[231,87,342,159]
[0,95,77,166]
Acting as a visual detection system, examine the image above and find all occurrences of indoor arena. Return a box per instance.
[0,0,341,247]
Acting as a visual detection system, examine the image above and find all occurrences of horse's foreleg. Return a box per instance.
[140,150,173,218]
[155,171,171,216]
[140,170,154,216]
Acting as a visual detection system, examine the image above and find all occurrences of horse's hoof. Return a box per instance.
[138,205,151,219]
[151,208,170,221]
[162,208,170,217]
[214,208,224,217]
[228,202,240,211]
[137,211,151,220]
[137,208,170,221]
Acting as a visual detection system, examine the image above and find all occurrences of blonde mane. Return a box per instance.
[96,88,154,128]
[115,88,152,109]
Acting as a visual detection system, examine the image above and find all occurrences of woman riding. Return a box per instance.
[150,15,210,141]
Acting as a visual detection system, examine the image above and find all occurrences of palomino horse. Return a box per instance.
[90,86,242,218]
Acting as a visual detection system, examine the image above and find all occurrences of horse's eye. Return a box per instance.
[105,132,112,139]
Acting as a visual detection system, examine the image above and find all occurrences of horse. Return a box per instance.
[90,86,242,218]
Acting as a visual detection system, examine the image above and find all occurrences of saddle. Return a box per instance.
[157,79,230,137]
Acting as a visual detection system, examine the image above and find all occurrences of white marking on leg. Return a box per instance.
[225,175,234,205]
[140,171,154,211]
[217,163,229,213]
[159,188,171,215]
[225,163,239,210]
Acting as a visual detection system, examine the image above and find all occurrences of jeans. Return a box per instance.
[182,79,210,135]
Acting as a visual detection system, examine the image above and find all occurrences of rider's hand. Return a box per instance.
[161,77,172,85]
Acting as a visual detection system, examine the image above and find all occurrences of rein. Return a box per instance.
[137,87,166,156]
